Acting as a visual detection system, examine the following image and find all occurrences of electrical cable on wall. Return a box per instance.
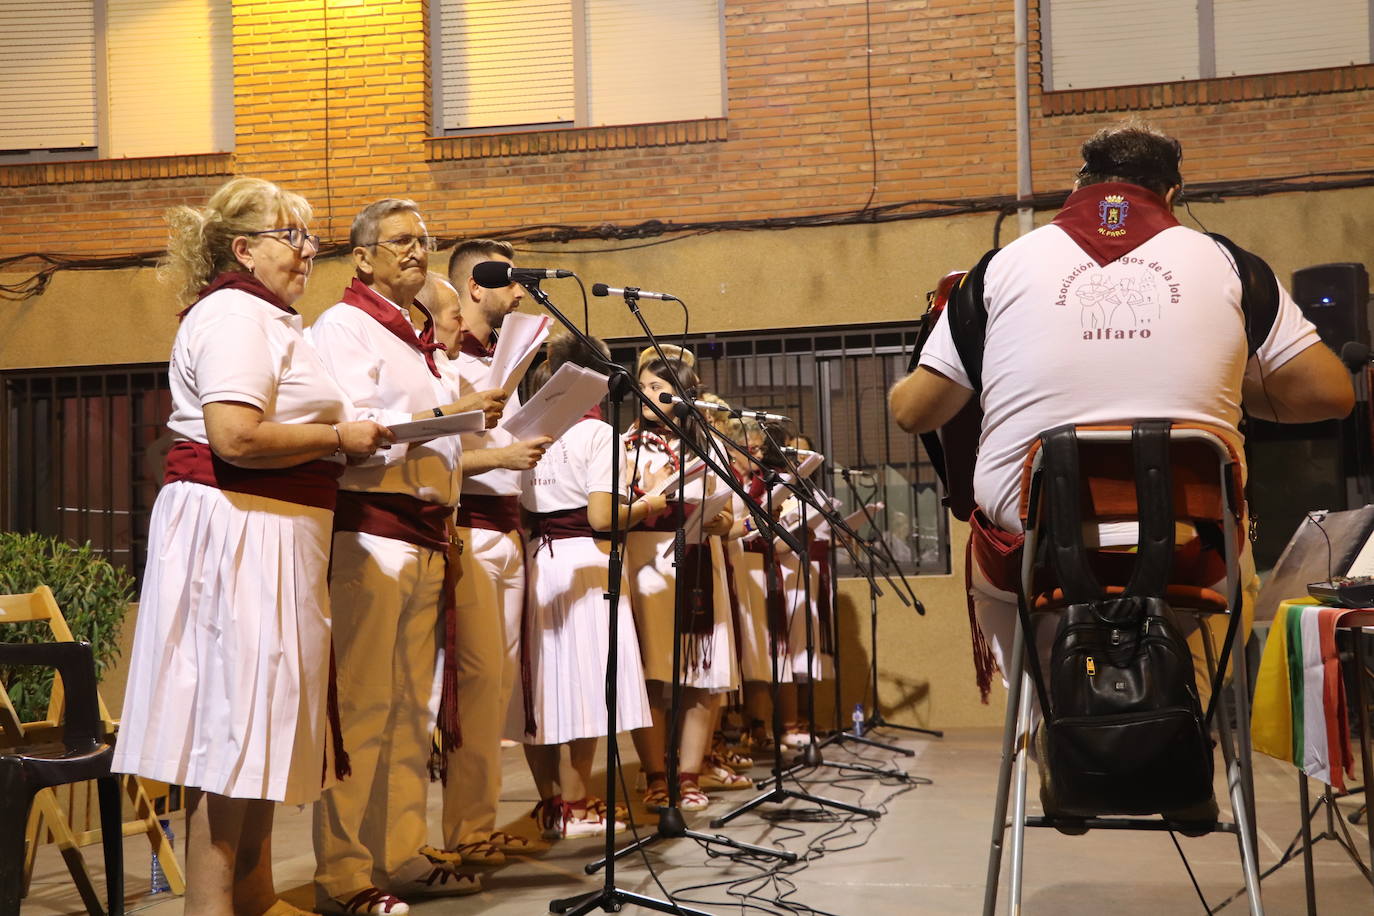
[3,167,1373,301]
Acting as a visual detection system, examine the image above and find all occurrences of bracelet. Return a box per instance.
[331,424,343,456]
[433,406,444,418]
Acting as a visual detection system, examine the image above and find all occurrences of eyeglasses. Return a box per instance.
[372,234,438,253]
[247,227,321,252]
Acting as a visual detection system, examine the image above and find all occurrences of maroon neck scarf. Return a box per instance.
[339,277,446,378]
[459,328,496,358]
[1051,181,1180,267]
[179,271,294,319]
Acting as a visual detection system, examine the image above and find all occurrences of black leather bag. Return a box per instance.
[1021,421,1215,817]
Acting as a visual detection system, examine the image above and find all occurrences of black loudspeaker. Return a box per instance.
[1292,262,1369,349]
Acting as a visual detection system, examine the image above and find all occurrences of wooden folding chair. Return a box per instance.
[0,586,184,907]
[982,423,1263,915]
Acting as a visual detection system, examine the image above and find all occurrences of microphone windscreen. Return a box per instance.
[1340,340,1370,370]
[472,260,513,289]
[591,283,610,297]
[658,391,674,405]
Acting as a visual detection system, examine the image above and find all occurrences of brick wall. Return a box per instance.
[1,0,1371,260]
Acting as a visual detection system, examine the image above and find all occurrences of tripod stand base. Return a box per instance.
[775,742,913,783]
[550,886,719,916]
[710,784,880,828]
[584,805,798,874]
[820,728,914,756]
[866,712,943,739]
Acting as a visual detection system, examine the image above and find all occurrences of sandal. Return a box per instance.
[487,829,545,853]
[709,748,754,772]
[699,762,753,791]
[530,795,565,840]
[585,795,631,823]
[422,840,503,866]
[642,772,670,811]
[324,888,409,915]
[677,772,709,811]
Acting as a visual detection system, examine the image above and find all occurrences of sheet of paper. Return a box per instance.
[501,362,609,442]
[643,457,706,499]
[794,450,823,478]
[487,312,552,394]
[388,409,486,444]
[662,488,733,557]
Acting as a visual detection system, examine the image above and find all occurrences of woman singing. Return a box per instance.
[519,334,663,839]
[112,177,392,916]
[623,354,738,811]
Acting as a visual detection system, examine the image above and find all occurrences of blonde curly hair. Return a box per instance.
[161,176,312,307]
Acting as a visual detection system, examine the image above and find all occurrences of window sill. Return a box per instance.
[0,151,235,188]
[1043,63,1374,115]
[426,118,727,161]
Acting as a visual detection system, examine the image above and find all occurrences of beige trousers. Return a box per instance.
[313,531,445,899]
[440,526,525,846]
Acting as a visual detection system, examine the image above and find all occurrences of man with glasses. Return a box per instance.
[309,199,506,915]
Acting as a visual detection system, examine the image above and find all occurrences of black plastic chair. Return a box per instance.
[0,641,124,916]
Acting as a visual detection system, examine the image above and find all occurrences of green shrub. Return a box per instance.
[0,532,135,722]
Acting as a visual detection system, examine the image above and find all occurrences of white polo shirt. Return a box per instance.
[919,222,1320,532]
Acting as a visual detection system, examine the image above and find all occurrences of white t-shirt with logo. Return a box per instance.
[919,221,1320,532]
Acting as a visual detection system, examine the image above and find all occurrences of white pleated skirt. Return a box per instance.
[779,550,832,682]
[626,530,739,692]
[111,480,336,805]
[517,536,652,744]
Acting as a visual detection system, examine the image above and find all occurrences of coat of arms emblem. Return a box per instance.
[1098,194,1129,232]
[1097,194,1129,237]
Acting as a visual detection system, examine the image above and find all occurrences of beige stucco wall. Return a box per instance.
[5,185,1373,372]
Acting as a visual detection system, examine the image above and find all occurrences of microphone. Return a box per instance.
[592,283,678,301]
[1340,340,1370,370]
[658,391,728,414]
[472,260,573,289]
[655,392,790,423]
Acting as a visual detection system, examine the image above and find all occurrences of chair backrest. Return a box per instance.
[0,586,115,738]
[0,642,104,750]
[1017,423,1243,611]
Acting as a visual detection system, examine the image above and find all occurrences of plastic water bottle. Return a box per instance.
[851,703,864,737]
[149,818,173,894]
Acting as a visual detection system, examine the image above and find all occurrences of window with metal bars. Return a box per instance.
[2,322,948,583]
[2,365,172,585]
[608,321,949,577]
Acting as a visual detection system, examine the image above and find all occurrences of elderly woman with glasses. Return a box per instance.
[112,176,393,916]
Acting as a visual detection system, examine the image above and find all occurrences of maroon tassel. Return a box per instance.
[437,529,464,783]
[965,538,1001,704]
[327,640,352,781]
[518,531,538,738]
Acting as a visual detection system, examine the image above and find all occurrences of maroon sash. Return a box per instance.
[163,440,342,511]
[456,493,521,533]
[808,538,835,656]
[527,506,606,543]
[678,542,717,674]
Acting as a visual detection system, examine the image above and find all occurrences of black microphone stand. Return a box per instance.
[567,288,798,887]
[760,452,908,784]
[514,282,773,916]
[808,479,913,758]
[838,474,944,742]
